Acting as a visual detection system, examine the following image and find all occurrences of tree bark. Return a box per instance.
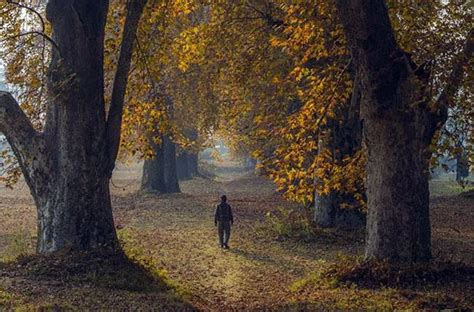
[335,0,473,262]
[1,0,147,253]
[188,153,199,176]
[142,135,181,193]
[455,145,469,182]
[176,150,192,180]
[184,129,199,177]
[314,73,365,229]
[244,157,257,171]
[314,191,335,228]
[176,149,199,180]
[106,0,149,173]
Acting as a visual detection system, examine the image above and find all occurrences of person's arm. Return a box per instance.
[229,205,234,225]
[214,205,219,226]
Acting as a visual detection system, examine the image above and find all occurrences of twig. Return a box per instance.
[1,31,60,55]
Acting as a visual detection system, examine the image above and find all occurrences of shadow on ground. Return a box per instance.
[0,250,195,311]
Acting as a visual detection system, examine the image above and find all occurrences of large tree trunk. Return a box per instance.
[41,1,117,252]
[36,175,116,252]
[188,153,199,176]
[335,0,434,262]
[313,154,366,229]
[365,108,434,261]
[0,0,147,253]
[314,74,365,229]
[314,192,366,229]
[184,129,199,177]
[142,135,180,193]
[314,191,335,228]
[177,150,192,180]
[455,146,469,182]
[176,150,199,180]
[335,1,472,262]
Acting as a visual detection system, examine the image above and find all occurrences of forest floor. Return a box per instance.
[0,161,473,311]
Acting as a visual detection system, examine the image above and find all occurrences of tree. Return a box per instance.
[335,0,473,261]
[142,135,181,193]
[118,1,212,191]
[313,73,365,228]
[197,1,367,226]
[162,1,471,243]
[0,0,147,253]
[176,149,192,180]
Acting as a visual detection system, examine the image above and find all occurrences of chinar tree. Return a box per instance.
[120,2,217,193]
[0,0,147,253]
[118,2,199,194]
[335,0,473,262]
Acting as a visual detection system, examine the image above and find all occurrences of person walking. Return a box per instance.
[214,195,234,249]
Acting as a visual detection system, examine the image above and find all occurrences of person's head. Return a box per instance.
[221,195,227,202]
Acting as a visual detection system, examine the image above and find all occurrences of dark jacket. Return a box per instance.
[215,202,233,224]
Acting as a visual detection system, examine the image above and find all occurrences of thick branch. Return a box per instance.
[105,0,148,175]
[0,91,41,168]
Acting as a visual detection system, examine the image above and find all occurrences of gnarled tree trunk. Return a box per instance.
[142,135,180,193]
[313,191,335,228]
[0,0,147,253]
[185,129,200,177]
[188,153,199,176]
[177,150,192,180]
[335,0,472,261]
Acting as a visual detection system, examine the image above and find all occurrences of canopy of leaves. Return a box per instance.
[1,0,472,207]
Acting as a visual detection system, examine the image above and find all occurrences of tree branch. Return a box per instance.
[244,2,285,28]
[4,0,61,55]
[105,0,148,175]
[0,91,42,170]
[6,0,46,31]
[1,31,61,54]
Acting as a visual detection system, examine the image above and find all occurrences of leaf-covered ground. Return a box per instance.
[0,162,473,311]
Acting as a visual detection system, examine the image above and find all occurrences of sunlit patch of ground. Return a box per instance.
[0,162,473,310]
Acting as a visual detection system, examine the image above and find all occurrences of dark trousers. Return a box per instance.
[218,221,231,246]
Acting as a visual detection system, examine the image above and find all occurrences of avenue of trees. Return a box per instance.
[0,0,472,264]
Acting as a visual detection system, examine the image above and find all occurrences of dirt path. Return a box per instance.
[115,168,308,310]
[112,163,361,311]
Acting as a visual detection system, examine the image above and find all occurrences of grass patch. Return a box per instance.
[430,179,474,197]
[0,231,35,262]
[265,207,315,241]
[0,288,19,309]
[288,256,474,310]
[118,228,191,299]
[264,207,365,247]
[325,257,474,289]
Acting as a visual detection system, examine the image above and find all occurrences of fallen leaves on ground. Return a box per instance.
[0,163,473,310]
